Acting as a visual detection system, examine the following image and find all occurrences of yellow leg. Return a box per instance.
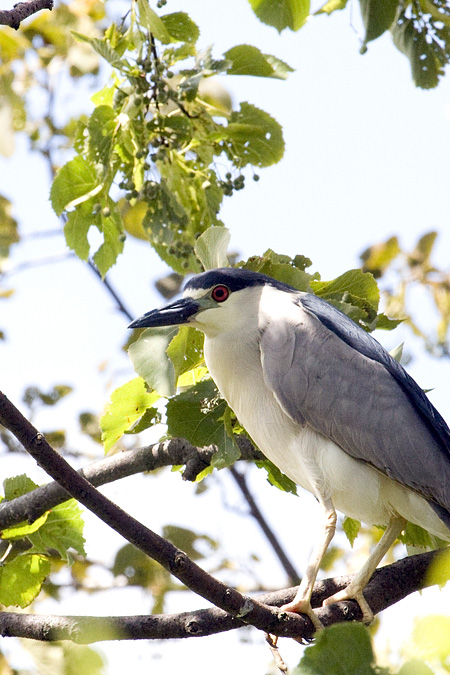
[281,498,337,631]
[323,516,406,623]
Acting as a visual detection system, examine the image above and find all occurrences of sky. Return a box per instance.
[1,0,450,672]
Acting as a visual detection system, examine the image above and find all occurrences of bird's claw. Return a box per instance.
[279,599,324,634]
[323,587,374,624]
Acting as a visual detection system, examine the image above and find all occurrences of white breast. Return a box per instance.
[203,327,450,541]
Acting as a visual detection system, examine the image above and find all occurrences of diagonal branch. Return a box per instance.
[0,391,448,644]
[0,0,53,29]
[0,390,307,639]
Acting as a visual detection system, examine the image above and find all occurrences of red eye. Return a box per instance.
[211,285,229,302]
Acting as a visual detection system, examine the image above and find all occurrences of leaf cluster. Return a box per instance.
[361,231,450,356]
[49,8,287,276]
[246,0,450,89]
[0,475,85,609]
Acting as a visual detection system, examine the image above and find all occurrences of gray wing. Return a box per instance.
[260,292,450,519]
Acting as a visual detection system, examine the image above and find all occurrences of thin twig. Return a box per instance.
[87,260,134,321]
[229,465,301,585]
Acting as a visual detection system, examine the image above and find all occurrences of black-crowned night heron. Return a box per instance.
[129,267,450,629]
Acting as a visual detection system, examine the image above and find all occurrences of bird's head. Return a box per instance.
[128,268,297,337]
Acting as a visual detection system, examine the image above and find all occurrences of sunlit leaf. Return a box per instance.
[225,103,284,167]
[101,377,161,452]
[50,156,98,216]
[137,0,171,43]
[359,0,398,46]
[166,380,239,468]
[28,499,86,561]
[128,328,178,397]
[194,227,230,270]
[0,554,51,608]
[342,516,361,547]
[225,45,294,79]
[161,12,200,43]
[167,326,204,378]
[248,0,310,31]
[311,269,379,311]
[255,459,298,494]
[296,622,375,673]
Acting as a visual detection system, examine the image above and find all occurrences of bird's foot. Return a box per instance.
[323,585,373,624]
[280,598,324,633]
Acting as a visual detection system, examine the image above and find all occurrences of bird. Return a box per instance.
[129,267,450,629]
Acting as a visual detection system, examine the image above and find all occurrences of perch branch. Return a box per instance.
[0,0,53,29]
[0,551,444,643]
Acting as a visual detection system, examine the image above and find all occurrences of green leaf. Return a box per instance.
[64,201,94,261]
[359,0,398,46]
[194,227,230,270]
[72,32,124,67]
[389,343,404,363]
[137,0,171,43]
[376,314,403,331]
[248,0,310,31]
[411,231,437,265]
[0,195,19,248]
[162,525,217,561]
[409,615,450,662]
[226,102,284,167]
[50,156,98,216]
[128,328,178,397]
[314,0,348,15]
[166,380,240,468]
[124,406,160,435]
[426,549,450,587]
[295,623,375,674]
[28,500,86,561]
[400,522,448,551]
[3,474,39,501]
[101,377,161,452]
[92,205,125,277]
[255,459,298,494]
[311,269,379,311]
[342,517,361,547]
[2,512,48,540]
[392,13,448,89]
[224,45,294,79]
[360,236,400,277]
[88,105,117,165]
[243,251,313,291]
[161,12,200,43]
[167,326,204,378]
[0,554,51,608]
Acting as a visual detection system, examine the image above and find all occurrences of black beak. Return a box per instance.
[128,297,201,329]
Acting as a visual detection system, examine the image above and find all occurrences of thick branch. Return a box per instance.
[0,437,262,530]
[0,391,306,639]
[0,0,53,29]
[0,551,444,643]
[0,392,448,643]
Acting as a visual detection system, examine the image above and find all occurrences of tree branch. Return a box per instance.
[0,391,306,639]
[0,391,448,644]
[0,437,262,530]
[0,551,444,643]
[0,0,53,29]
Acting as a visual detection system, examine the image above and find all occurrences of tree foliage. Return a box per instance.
[0,0,450,673]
